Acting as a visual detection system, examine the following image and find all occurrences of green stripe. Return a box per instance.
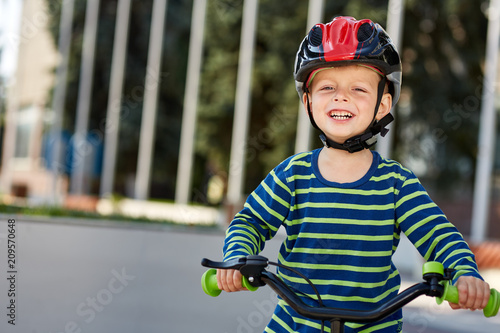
[397,202,438,226]
[434,240,465,261]
[440,248,474,263]
[262,181,290,209]
[270,170,291,196]
[283,152,312,171]
[278,300,327,332]
[378,160,412,174]
[293,201,393,211]
[285,173,316,183]
[404,214,446,236]
[250,191,285,222]
[226,224,261,241]
[401,177,420,188]
[395,190,428,209]
[413,228,459,257]
[282,282,399,303]
[244,202,280,232]
[370,171,407,182]
[313,284,399,303]
[291,232,393,242]
[295,187,394,196]
[378,160,404,169]
[225,238,256,254]
[279,253,392,273]
[355,319,401,332]
[419,227,457,254]
[278,269,399,289]
[286,246,392,258]
[271,304,296,333]
[286,216,394,227]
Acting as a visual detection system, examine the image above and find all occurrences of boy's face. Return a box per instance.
[303,65,392,144]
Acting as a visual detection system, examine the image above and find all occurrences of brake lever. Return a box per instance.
[201,257,247,270]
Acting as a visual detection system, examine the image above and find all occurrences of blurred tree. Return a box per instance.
[394,0,487,198]
[46,0,192,198]
[197,0,310,198]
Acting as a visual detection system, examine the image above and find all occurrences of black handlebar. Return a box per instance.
[201,255,499,333]
[260,270,431,323]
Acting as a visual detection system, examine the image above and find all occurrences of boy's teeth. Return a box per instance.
[329,111,352,119]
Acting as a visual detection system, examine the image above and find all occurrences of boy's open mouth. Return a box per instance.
[329,111,353,120]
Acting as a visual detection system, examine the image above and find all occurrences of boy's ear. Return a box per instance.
[375,93,392,120]
[302,92,308,107]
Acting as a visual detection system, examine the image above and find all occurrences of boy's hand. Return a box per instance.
[449,276,490,311]
[216,269,247,292]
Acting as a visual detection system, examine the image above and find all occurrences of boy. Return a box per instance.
[217,17,490,332]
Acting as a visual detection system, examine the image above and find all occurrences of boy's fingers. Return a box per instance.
[458,279,474,309]
[216,269,245,292]
[232,270,244,290]
[216,269,231,292]
[223,269,238,292]
[216,269,224,290]
[480,282,491,309]
[456,276,490,311]
[467,280,490,311]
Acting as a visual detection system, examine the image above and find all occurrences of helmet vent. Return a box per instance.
[385,46,400,66]
[308,26,323,47]
[357,23,373,42]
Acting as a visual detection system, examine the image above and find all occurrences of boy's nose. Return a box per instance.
[333,89,349,102]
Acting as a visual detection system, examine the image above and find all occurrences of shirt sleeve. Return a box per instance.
[223,165,292,261]
[395,172,482,283]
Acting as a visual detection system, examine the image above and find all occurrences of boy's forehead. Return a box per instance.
[308,65,381,86]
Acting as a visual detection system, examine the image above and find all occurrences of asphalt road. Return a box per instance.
[0,215,498,333]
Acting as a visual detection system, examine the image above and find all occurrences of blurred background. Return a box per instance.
[1,0,500,241]
[1,0,500,332]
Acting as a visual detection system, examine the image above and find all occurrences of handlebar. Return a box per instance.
[201,256,500,327]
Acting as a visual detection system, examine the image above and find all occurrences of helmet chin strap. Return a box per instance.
[306,77,393,153]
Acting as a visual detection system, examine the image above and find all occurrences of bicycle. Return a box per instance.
[201,255,500,333]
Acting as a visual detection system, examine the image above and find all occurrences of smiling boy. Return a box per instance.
[217,17,489,332]
[304,65,392,184]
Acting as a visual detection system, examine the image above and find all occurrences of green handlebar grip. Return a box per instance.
[436,282,500,317]
[201,269,258,297]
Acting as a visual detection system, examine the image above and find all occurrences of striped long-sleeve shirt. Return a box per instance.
[223,148,481,333]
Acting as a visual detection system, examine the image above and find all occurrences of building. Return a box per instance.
[0,0,66,204]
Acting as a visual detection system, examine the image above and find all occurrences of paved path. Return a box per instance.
[0,215,498,333]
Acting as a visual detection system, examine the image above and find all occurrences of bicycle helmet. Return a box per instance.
[294,16,402,153]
